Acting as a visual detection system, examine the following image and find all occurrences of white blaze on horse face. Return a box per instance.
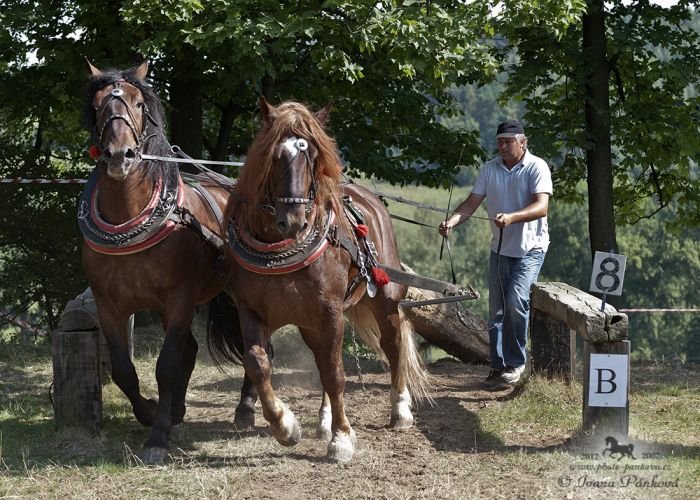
[281,137,308,157]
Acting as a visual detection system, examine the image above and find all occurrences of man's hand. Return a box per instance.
[494,213,513,228]
[438,220,452,237]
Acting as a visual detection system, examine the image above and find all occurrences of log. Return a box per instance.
[530,282,628,341]
[400,264,489,364]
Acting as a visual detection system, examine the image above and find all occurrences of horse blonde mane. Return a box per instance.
[232,100,346,234]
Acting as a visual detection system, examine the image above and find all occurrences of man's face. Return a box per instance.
[497,136,525,165]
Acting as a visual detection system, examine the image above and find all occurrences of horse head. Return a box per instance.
[86,60,153,181]
[236,97,340,241]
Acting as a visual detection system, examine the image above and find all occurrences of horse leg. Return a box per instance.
[99,310,157,426]
[299,324,356,462]
[142,310,196,465]
[170,328,197,426]
[375,306,416,429]
[316,391,332,442]
[238,305,301,446]
[233,373,257,429]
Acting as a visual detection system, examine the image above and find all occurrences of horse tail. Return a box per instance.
[206,292,244,367]
[346,306,432,404]
[396,308,432,404]
[206,292,274,368]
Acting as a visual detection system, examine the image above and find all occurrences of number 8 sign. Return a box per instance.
[589,251,627,296]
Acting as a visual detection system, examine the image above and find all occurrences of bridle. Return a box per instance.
[94,80,160,158]
[263,137,317,216]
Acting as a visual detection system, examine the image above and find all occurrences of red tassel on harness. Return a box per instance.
[88,145,101,160]
[371,266,390,287]
[355,224,369,238]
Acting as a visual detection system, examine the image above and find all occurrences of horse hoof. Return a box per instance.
[234,405,256,429]
[271,405,301,447]
[142,447,168,465]
[389,388,414,429]
[389,411,414,429]
[327,429,356,462]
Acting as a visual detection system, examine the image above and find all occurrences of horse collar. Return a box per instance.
[77,167,183,255]
[228,209,335,274]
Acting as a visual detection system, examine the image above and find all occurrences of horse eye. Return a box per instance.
[136,102,144,108]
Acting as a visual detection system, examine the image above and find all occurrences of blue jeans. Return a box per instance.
[488,248,545,371]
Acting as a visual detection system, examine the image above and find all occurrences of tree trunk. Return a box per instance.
[170,48,203,161]
[583,0,618,257]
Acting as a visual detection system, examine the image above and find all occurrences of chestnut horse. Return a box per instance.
[209,98,430,462]
[80,61,256,464]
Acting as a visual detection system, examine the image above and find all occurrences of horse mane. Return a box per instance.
[233,101,346,234]
[84,65,171,182]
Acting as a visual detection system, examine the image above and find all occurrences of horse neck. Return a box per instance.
[96,165,157,225]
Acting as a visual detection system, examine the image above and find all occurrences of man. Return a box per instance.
[439,120,552,391]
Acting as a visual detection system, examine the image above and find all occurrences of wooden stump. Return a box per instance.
[51,329,103,431]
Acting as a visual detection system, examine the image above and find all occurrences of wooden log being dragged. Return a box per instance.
[400,264,489,364]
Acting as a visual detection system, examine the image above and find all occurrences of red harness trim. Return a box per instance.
[85,176,185,255]
[231,210,335,275]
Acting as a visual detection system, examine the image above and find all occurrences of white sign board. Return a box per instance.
[588,354,629,407]
[589,251,627,296]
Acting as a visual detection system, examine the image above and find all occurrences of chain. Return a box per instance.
[349,322,366,391]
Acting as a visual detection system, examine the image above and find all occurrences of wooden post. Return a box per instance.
[583,340,630,436]
[51,328,103,431]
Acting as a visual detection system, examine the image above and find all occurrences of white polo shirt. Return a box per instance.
[472,150,553,258]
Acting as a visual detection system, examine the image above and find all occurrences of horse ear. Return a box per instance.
[259,96,277,125]
[134,61,149,81]
[315,103,333,126]
[85,58,102,77]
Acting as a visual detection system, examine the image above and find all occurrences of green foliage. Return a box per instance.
[500,2,700,229]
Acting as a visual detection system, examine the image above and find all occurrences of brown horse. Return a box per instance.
[80,60,256,464]
[210,97,430,462]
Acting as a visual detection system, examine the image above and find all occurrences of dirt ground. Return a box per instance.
[152,339,578,499]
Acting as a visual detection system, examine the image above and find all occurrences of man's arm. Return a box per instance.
[494,193,549,228]
[438,192,486,236]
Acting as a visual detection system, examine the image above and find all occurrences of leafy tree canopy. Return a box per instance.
[500,1,700,229]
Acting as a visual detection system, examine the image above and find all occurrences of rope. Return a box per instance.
[1,178,87,184]
[373,190,492,221]
[619,308,700,313]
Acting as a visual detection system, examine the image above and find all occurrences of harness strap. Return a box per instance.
[171,206,227,254]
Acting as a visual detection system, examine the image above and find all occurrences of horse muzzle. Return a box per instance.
[102,146,137,180]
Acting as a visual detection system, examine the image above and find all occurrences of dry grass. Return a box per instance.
[1,329,699,499]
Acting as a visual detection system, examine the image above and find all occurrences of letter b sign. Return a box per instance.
[588,354,628,407]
